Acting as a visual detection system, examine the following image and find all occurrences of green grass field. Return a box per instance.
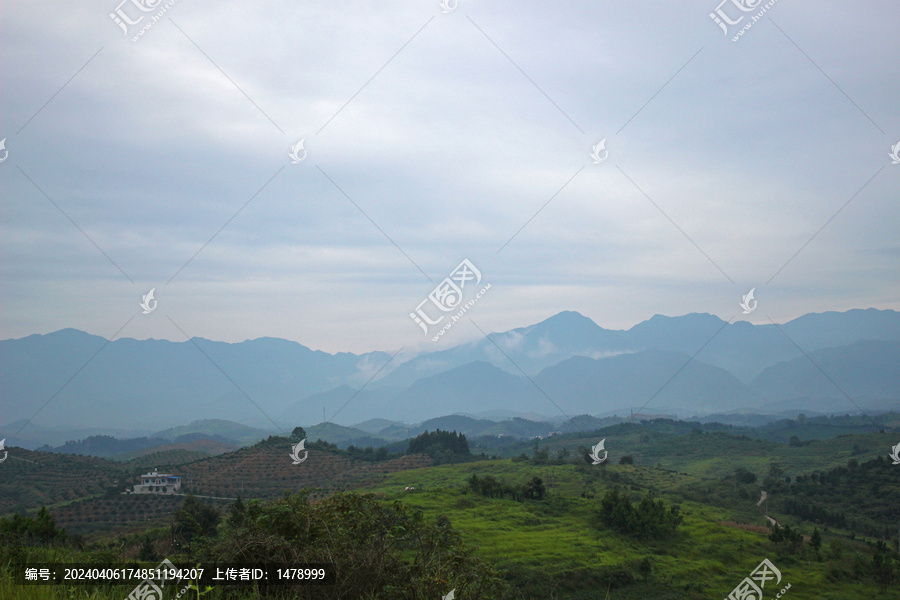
[2,420,897,599]
[358,458,885,599]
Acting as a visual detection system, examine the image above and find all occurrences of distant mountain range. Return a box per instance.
[2,308,899,446]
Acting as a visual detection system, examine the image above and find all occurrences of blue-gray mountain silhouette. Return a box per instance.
[2,309,899,441]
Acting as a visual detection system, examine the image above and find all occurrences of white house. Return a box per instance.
[133,469,181,494]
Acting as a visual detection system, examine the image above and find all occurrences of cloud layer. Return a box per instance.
[1,0,898,354]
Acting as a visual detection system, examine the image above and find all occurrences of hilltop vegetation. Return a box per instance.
[3,453,897,599]
[2,415,898,598]
[772,456,899,539]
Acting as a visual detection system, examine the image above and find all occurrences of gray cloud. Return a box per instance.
[1,0,898,355]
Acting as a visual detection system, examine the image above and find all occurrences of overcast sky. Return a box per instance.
[1,0,898,355]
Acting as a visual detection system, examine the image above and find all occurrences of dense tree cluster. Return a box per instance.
[39,434,169,456]
[775,457,898,539]
[769,523,803,555]
[345,445,390,462]
[212,491,510,599]
[595,487,683,541]
[781,498,847,528]
[0,507,67,546]
[407,429,471,463]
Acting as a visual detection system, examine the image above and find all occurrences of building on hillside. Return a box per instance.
[133,469,181,494]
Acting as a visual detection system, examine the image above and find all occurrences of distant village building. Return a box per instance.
[133,469,181,494]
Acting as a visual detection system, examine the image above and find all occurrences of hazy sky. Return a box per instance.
[2,0,898,355]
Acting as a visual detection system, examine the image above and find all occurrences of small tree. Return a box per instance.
[578,445,593,464]
[174,495,220,545]
[734,467,757,484]
[851,552,866,583]
[827,539,843,560]
[530,440,549,465]
[619,455,634,465]
[226,497,246,529]
[138,536,157,561]
[522,477,545,500]
[810,527,822,554]
[638,557,652,580]
[767,462,784,480]
[291,426,307,441]
[872,542,895,592]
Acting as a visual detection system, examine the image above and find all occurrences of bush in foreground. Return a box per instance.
[211,491,511,599]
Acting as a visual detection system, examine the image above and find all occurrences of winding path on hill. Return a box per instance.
[757,490,781,528]
[756,490,767,507]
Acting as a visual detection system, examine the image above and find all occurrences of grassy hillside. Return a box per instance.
[5,456,891,598]
[2,421,897,598]
[361,459,889,599]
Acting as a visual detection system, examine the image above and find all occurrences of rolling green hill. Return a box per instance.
[359,458,893,599]
[2,417,897,599]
